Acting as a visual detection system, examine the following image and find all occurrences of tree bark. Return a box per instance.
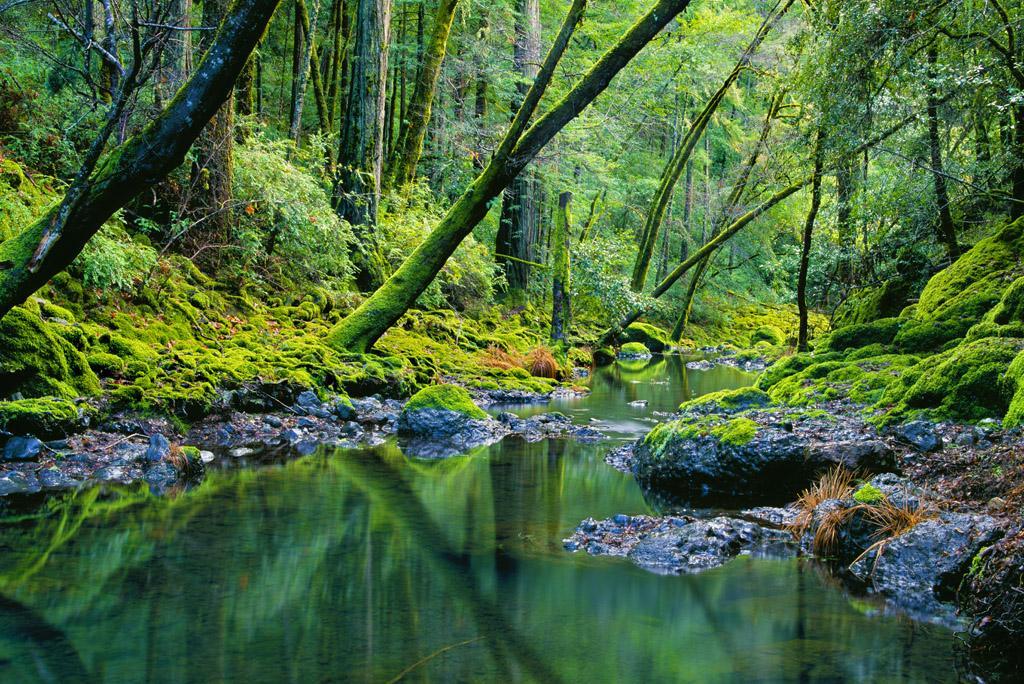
[290,0,324,144]
[0,0,283,320]
[550,192,573,343]
[191,0,235,254]
[327,0,692,353]
[496,0,542,300]
[390,0,461,189]
[628,0,793,292]
[335,0,392,289]
[798,130,824,352]
[926,46,959,258]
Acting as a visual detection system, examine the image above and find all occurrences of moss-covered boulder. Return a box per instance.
[618,342,653,359]
[678,387,772,414]
[621,322,671,352]
[880,337,1024,423]
[632,411,893,504]
[402,385,488,420]
[834,278,917,327]
[765,353,920,407]
[824,318,903,352]
[749,325,786,346]
[397,385,504,457]
[0,306,100,400]
[0,397,91,439]
[593,347,616,366]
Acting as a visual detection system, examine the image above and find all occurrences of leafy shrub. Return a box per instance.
[72,221,158,291]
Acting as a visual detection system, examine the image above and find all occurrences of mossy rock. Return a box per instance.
[593,347,616,366]
[403,385,487,420]
[765,354,919,407]
[853,483,885,505]
[621,322,671,352]
[0,306,100,400]
[880,337,1024,423]
[679,387,771,414]
[619,342,652,359]
[1002,350,1024,428]
[834,279,916,327]
[756,352,844,391]
[749,325,786,346]
[825,318,903,352]
[0,397,88,439]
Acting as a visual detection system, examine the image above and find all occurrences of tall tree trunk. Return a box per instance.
[0,0,282,320]
[327,0,692,353]
[798,131,824,352]
[236,54,257,117]
[926,47,959,257]
[335,0,392,290]
[290,0,324,144]
[191,0,235,257]
[390,0,461,189]
[551,192,573,344]
[1014,104,1024,221]
[496,0,542,301]
[629,0,793,292]
[326,0,345,131]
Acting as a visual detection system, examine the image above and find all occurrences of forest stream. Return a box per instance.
[0,355,960,683]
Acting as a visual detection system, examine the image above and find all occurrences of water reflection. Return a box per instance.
[0,358,964,682]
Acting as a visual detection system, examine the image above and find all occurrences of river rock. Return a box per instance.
[565,514,794,574]
[0,470,41,496]
[894,421,943,452]
[398,408,507,458]
[145,433,171,462]
[631,412,895,504]
[849,511,1002,621]
[3,436,43,461]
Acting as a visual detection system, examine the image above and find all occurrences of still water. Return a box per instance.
[0,355,960,682]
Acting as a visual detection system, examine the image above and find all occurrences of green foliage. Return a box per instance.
[232,132,355,285]
[73,221,158,292]
[403,384,487,420]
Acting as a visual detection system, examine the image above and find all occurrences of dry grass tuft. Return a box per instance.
[790,466,857,541]
[527,346,558,379]
[480,345,525,371]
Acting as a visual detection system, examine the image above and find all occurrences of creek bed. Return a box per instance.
[0,355,960,682]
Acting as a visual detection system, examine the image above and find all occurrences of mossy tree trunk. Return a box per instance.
[328,0,696,354]
[550,191,572,344]
[0,0,283,321]
[798,130,824,352]
[496,0,542,300]
[926,46,960,258]
[628,0,793,293]
[670,90,785,342]
[191,0,235,257]
[335,0,392,290]
[389,0,461,189]
[290,0,325,144]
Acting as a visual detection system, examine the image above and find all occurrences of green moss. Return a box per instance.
[0,397,86,438]
[710,417,758,446]
[619,341,652,357]
[403,384,487,420]
[834,279,916,327]
[0,306,100,399]
[750,325,785,346]
[86,352,126,376]
[880,338,1024,423]
[679,386,771,413]
[825,318,903,352]
[853,483,885,505]
[894,319,964,353]
[1001,350,1024,428]
[594,347,616,366]
[765,353,919,407]
[621,322,671,352]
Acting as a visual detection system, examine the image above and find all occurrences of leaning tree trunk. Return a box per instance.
[798,130,824,352]
[0,0,282,320]
[191,0,235,258]
[629,0,793,292]
[389,0,461,189]
[335,0,392,290]
[550,191,573,344]
[327,0,694,353]
[496,0,542,301]
[926,47,959,258]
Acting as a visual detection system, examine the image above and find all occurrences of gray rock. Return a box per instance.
[849,511,1003,621]
[895,421,943,452]
[332,400,357,421]
[398,408,507,458]
[38,468,78,490]
[3,436,43,461]
[263,415,284,428]
[93,466,129,483]
[144,462,179,489]
[0,470,41,496]
[295,390,321,408]
[627,517,792,574]
[145,433,171,462]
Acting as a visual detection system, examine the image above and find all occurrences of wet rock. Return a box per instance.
[742,506,801,528]
[565,514,794,574]
[398,408,507,458]
[631,414,895,504]
[263,415,284,428]
[280,428,303,445]
[0,470,41,495]
[199,450,216,464]
[628,400,649,408]
[145,433,170,462]
[92,466,130,483]
[895,421,943,452]
[3,436,43,461]
[37,468,79,490]
[628,518,792,574]
[144,462,179,490]
[295,391,321,409]
[849,512,1002,621]
[685,360,715,371]
[332,400,357,421]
